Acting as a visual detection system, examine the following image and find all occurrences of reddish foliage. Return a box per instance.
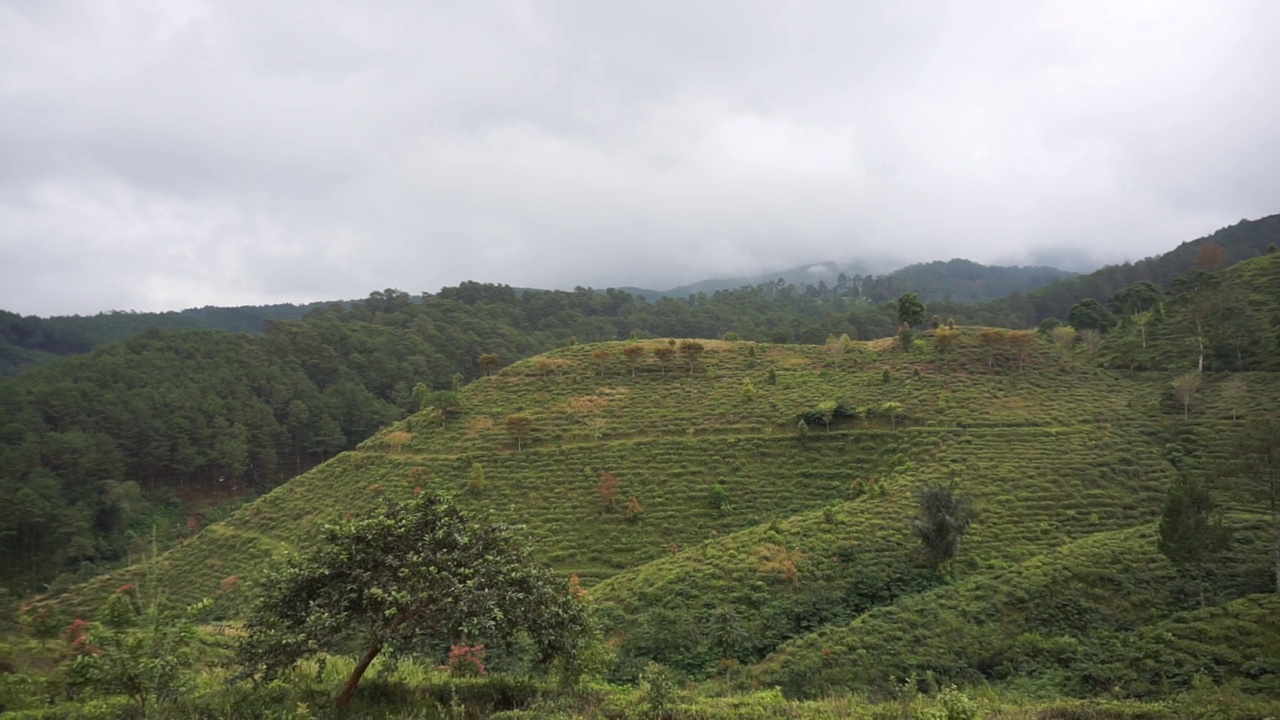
[597,472,620,508]
[447,644,488,677]
[568,574,588,601]
[625,496,643,518]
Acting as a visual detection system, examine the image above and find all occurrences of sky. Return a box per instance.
[2,1,1279,316]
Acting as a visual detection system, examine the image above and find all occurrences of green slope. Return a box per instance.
[753,522,1275,699]
[37,254,1280,704]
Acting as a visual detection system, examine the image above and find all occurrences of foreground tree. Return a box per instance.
[1157,475,1232,607]
[910,481,974,575]
[67,588,210,713]
[237,493,589,709]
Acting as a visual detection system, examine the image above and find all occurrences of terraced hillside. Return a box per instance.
[46,309,1280,702]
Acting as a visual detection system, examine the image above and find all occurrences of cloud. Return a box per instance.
[2,0,1278,315]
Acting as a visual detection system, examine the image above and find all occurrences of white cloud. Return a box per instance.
[2,0,1278,314]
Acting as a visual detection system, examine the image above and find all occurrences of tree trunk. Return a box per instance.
[336,640,382,709]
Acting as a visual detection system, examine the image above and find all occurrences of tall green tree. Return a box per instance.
[910,481,973,575]
[1235,418,1280,594]
[236,493,588,709]
[896,293,926,328]
[1157,475,1232,607]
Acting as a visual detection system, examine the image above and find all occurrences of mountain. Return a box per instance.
[967,213,1280,328]
[617,260,883,300]
[0,301,334,375]
[619,258,1074,304]
[40,252,1280,710]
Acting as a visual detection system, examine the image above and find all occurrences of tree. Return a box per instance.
[1078,328,1103,363]
[1007,330,1037,372]
[1235,418,1280,593]
[1220,374,1246,421]
[597,472,620,510]
[976,329,1007,370]
[1170,371,1202,420]
[621,344,646,377]
[591,348,612,378]
[897,293,925,328]
[1068,299,1117,333]
[468,462,486,494]
[67,590,210,713]
[817,400,838,432]
[1050,326,1077,364]
[237,493,588,709]
[1195,240,1228,271]
[1111,282,1163,349]
[652,345,676,375]
[1158,475,1231,607]
[1171,271,1222,373]
[505,412,534,451]
[478,353,500,376]
[880,401,904,430]
[910,481,973,575]
[677,340,705,374]
[933,326,958,370]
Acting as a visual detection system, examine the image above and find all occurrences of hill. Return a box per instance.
[40,280,1280,706]
[8,222,1280,715]
[0,302,331,375]
[622,258,1074,304]
[968,213,1280,328]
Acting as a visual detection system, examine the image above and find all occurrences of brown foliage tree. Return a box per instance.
[596,472,620,510]
[504,413,534,451]
[621,344,646,377]
[652,345,676,375]
[1195,241,1227,272]
[677,340,705,373]
[591,348,612,377]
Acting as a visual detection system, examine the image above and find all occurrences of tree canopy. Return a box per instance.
[235,492,589,708]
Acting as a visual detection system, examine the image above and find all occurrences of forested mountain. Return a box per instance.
[0,302,329,375]
[1,258,1071,377]
[968,213,1280,328]
[621,258,1072,303]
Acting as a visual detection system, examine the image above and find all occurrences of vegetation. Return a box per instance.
[3,218,1280,717]
[236,493,588,708]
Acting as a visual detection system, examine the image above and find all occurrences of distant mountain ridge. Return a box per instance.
[620,258,1075,304]
[970,213,1280,328]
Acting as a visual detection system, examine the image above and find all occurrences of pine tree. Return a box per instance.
[1158,475,1231,607]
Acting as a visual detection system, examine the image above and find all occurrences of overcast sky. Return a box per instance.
[2,1,1278,315]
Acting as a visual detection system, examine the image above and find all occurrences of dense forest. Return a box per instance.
[0,258,1073,378]
[0,302,328,376]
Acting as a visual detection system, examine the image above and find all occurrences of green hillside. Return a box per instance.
[969,213,1280,328]
[11,250,1280,717]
